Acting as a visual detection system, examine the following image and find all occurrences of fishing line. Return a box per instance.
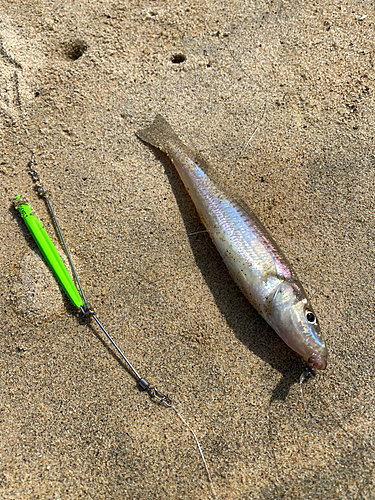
[172,406,217,499]
[187,229,209,237]
[15,153,218,500]
[240,102,267,156]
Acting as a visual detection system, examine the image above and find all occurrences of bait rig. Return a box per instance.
[14,152,217,500]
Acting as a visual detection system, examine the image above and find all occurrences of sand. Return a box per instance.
[0,1,374,498]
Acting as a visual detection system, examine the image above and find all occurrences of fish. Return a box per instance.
[136,115,327,377]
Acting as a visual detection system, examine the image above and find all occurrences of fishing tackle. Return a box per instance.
[15,153,217,500]
[15,153,169,401]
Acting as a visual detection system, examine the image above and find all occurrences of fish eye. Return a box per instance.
[306,311,316,323]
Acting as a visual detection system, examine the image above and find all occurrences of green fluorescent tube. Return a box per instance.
[15,195,83,309]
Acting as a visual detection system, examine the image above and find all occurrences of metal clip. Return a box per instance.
[148,386,173,407]
[80,305,94,316]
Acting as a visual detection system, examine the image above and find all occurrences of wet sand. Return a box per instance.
[1,1,374,498]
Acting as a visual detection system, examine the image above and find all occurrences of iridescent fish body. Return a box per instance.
[136,115,327,375]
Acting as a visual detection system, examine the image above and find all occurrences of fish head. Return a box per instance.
[270,280,328,373]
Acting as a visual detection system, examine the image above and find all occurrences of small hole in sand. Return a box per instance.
[64,40,88,61]
[171,53,186,64]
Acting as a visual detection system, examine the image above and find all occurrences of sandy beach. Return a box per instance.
[1,1,374,498]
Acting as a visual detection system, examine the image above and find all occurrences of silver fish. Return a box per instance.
[136,115,327,376]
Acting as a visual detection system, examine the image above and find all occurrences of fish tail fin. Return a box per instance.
[136,115,181,153]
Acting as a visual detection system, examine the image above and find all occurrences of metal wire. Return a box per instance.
[28,152,172,404]
[29,152,90,311]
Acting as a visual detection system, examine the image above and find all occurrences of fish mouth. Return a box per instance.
[307,353,327,376]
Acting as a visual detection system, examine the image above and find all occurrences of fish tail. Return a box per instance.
[136,115,182,153]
